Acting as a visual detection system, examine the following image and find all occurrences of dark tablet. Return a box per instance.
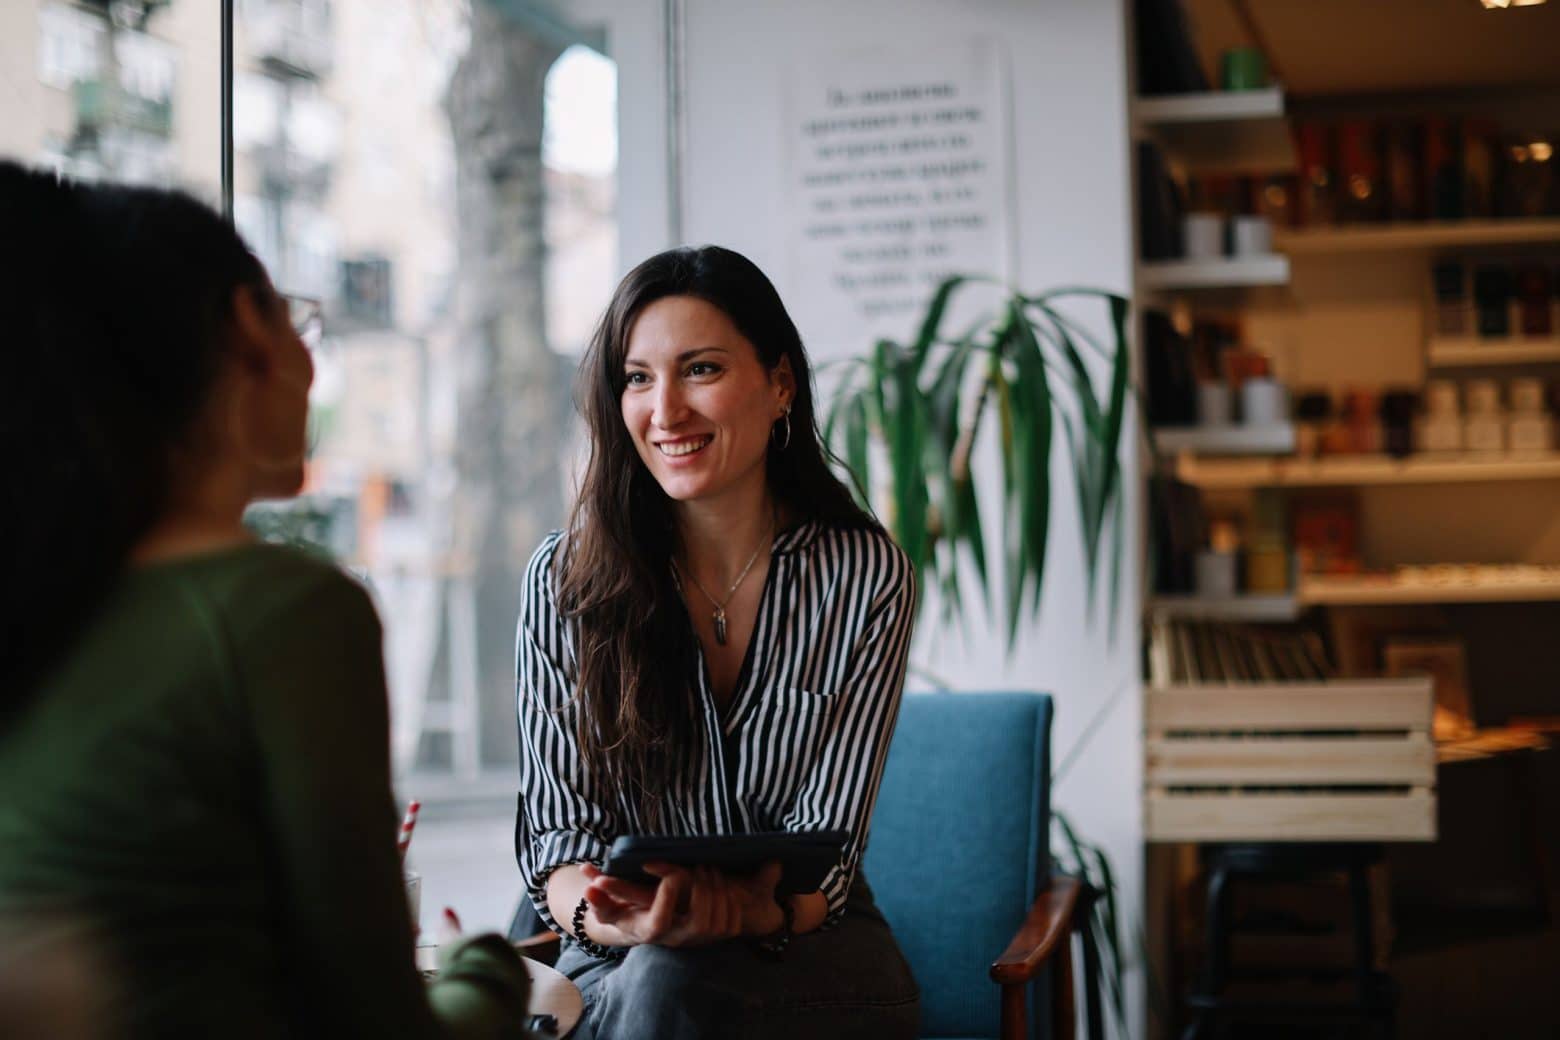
[602,830,849,894]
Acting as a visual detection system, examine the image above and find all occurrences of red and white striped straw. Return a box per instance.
[396,800,421,865]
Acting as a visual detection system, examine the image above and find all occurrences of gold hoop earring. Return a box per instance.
[772,408,792,452]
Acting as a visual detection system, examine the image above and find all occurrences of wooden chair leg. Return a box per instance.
[1001,982,1026,1040]
[1000,937,1076,1040]
[1052,933,1076,1040]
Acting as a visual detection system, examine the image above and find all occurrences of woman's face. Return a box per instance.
[230,279,315,500]
[620,295,793,509]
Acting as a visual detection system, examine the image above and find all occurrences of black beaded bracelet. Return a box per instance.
[754,892,795,959]
[572,896,627,961]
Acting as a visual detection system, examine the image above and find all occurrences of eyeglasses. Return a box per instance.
[280,292,324,351]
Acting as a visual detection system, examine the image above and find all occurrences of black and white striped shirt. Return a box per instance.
[515,521,916,932]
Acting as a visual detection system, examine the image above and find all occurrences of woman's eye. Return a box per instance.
[688,362,720,377]
[624,371,649,386]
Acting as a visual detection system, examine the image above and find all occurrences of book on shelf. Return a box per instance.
[1147,616,1330,688]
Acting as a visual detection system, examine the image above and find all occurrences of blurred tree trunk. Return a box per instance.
[445,5,567,768]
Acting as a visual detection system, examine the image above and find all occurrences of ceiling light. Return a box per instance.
[1479,0,1548,7]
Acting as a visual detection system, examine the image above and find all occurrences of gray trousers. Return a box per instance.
[553,878,919,1040]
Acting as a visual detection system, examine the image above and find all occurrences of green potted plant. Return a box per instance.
[823,275,1132,637]
[823,275,1135,1033]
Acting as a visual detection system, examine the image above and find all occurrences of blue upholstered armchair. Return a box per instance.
[863,691,1086,1040]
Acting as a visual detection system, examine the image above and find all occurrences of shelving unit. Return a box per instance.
[1152,423,1296,456]
[1149,594,1301,623]
[1426,339,1560,368]
[1275,218,1560,258]
[1134,10,1560,1037]
[1300,572,1560,607]
[1132,87,1296,173]
[1139,254,1290,291]
[1175,452,1560,490]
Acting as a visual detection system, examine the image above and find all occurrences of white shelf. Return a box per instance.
[1427,338,1560,368]
[1139,255,1290,291]
[1300,571,1560,607]
[1176,452,1560,490]
[1275,218,1560,257]
[1149,594,1302,622]
[1132,87,1296,173]
[1153,423,1296,456]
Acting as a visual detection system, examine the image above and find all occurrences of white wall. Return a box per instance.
[572,2,1143,1035]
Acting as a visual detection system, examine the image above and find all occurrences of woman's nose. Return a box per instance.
[652,382,687,427]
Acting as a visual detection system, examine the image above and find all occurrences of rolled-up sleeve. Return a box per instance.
[514,533,620,934]
[781,538,916,927]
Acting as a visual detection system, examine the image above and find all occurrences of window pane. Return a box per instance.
[232,1,617,830]
[3,1,222,196]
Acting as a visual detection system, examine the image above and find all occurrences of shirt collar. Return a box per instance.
[771,520,821,556]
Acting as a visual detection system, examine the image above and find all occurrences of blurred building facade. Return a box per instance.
[0,0,618,778]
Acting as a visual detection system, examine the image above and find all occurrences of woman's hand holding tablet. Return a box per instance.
[576,830,848,948]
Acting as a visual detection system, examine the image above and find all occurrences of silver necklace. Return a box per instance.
[677,521,772,646]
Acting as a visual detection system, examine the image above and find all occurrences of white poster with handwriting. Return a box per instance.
[786,40,1013,361]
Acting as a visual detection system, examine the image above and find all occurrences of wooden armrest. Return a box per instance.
[989,875,1083,986]
[513,930,562,967]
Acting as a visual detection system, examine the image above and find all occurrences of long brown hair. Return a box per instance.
[558,245,875,826]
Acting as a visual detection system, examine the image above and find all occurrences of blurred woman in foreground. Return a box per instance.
[0,161,534,1038]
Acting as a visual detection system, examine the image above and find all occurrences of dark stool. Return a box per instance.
[1182,843,1397,1040]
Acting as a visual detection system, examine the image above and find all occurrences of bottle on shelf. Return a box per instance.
[1195,517,1241,600]
[1296,122,1336,227]
[1474,264,1513,338]
[1419,379,1463,453]
[1463,377,1505,453]
[1337,120,1383,224]
[1431,260,1467,337]
[1462,119,1498,219]
[1294,391,1334,458]
[1424,116,1464,221]
[1340,388,1382,453]
[1245,490,1290,595]
[1380,389,1419,458]
[1507,376,1553,453]
[1516,264,1553,337]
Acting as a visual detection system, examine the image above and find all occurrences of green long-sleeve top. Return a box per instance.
[0,543,529,1038]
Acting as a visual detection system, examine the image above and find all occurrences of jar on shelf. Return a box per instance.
[1294,391,1334,458]
[1464,377,1505,453]
[1341,388,1381,454]
[1508,376,1552,453]
[1431,260,1468,338]
[1419,379,1463,453]
[1380,389,1420,459]
[1516,264,1553,338]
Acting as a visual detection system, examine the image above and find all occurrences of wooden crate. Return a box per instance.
[1144,679,1436,842]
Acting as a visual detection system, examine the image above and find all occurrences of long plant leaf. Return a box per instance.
[927,330,988,613]
[1034,314,1105,599]
[1006,304,1052,617]
[988,347,1026,648]
[844,394,871,511]
[1089,843,1127,1030]
[886,349,932,583]
[910,275,968,376]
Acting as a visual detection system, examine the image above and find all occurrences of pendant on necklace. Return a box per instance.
[712,607,728,646]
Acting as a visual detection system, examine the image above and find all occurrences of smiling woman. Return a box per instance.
[513,246,922,1039]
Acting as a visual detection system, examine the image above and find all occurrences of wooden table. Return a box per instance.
[416,945,583,1037]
